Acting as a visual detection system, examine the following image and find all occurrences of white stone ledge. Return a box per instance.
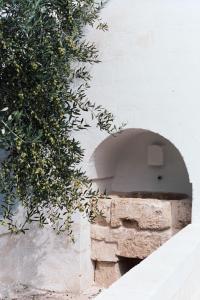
[96,224,200,300]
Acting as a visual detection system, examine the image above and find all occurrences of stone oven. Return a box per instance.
[91,193,191,287]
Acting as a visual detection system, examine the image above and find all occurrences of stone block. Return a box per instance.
[105,227,125,243]
[91,240,118,262]
[91,224,124,243]
[91,197,192,266]
[91,224,110,241]
[117,230,172,259]
[95,262,121,288]
[111,198,171,230]
[171,199,192,231]
[95,198,112,226]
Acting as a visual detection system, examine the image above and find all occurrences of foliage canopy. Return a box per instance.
[0,0,122,234]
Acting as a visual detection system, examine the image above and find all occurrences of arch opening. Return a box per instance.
[90,129,192,288]
[90,128,192,197]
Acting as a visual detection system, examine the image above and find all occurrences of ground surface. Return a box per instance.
[0,284,103,299]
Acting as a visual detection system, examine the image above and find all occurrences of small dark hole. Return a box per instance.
[157,175,163,180]
[118,256,142,275]
[122,219,139,229]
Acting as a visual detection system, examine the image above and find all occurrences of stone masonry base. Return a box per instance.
[91,195,192,287]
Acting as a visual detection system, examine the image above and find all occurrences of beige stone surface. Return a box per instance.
[91,196,192,283]
[91,225,124,243]
[171,199,192,231]
[95,198,112,226]
[2,284,103,299]
[104,227,125,243]
[91,225,110,241]
[110,198,171,230]
[91,240,118,262]
[117,230,172,259]
[95,262,121,288]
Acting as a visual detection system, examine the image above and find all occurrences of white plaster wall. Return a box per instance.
[81,0,200,288]
[1,0,200,293]
[0,216,87,293]
[0,149,93,293]
[81,0,200,221]
[112,131,191,195]
[0,150,92,293]
[88,129,191,195]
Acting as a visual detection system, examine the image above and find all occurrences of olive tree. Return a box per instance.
[0,0,123,234]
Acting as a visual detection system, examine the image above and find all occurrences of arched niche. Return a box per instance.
[89,128,192,197]
[90,129,192,288]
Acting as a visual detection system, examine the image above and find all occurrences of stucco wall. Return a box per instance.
[112,131,191,194]
[0,215,93,293]
[0,148,93,292]
[0,149,92,292]
[81,0,200,288]
[80,0,200,221]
